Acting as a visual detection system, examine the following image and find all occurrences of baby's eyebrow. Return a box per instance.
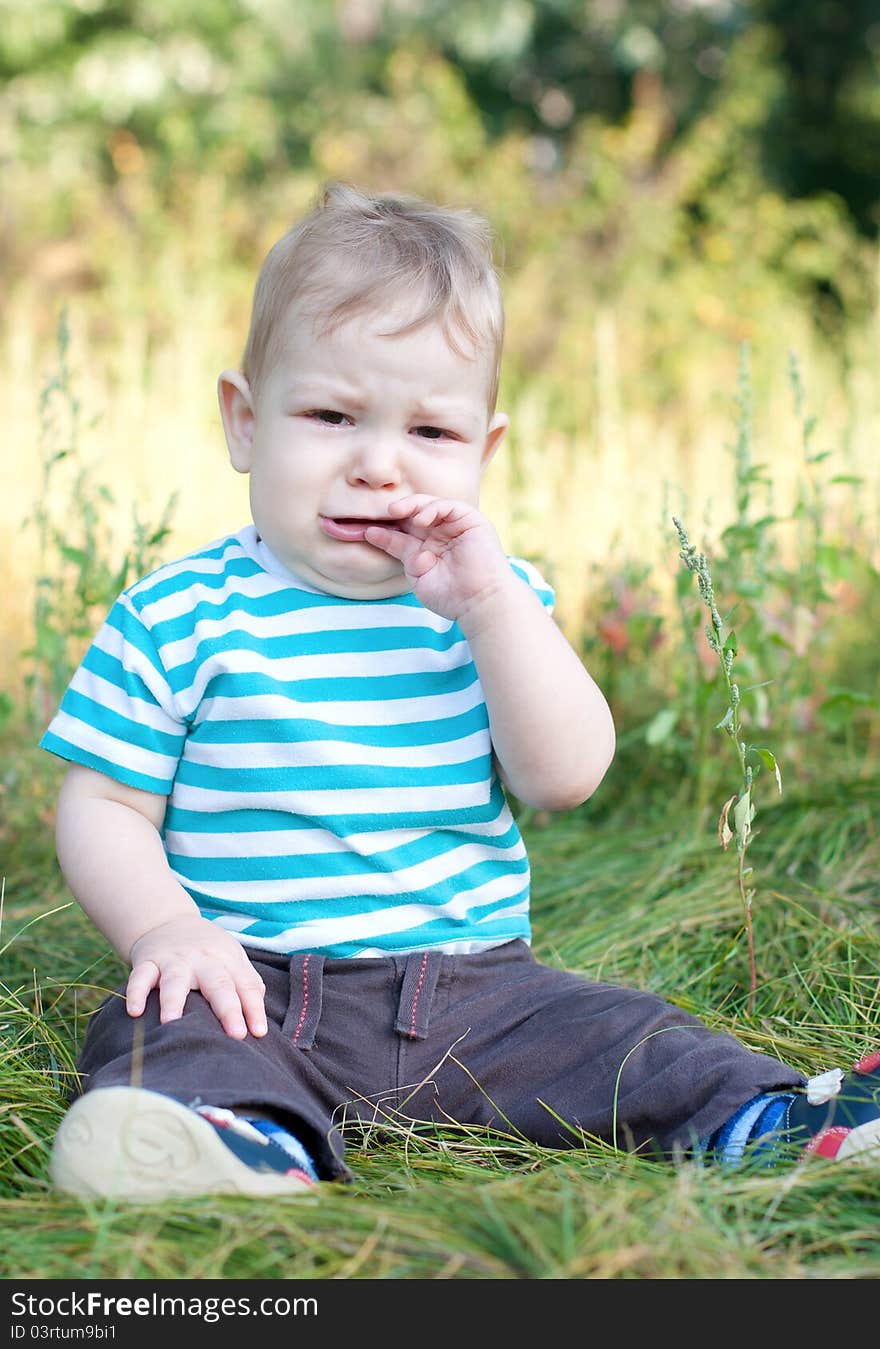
[411,394,481,418]
[283,379,367,409]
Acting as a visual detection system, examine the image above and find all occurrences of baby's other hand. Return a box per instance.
[364,495,511,621]
[127,915,268,1040]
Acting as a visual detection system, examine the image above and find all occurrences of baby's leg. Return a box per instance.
[412,942,804,1158]
[51,953,349,1199]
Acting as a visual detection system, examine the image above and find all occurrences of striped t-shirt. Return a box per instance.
[41,526,555,958]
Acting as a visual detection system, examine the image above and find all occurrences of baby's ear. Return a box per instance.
[481,411,509,471]
[218,370,256,473]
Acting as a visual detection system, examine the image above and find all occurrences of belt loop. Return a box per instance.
[394,952,442,1040]
[283,953,324,1049]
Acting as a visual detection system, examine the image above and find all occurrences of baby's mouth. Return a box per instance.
[319,515,393,543]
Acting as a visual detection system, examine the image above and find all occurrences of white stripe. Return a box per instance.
[47,710,178,784]
[164,825,406,858]
[150,588,456,648]
[244,935,519,957]
[138,567,291,625]
[67,664,182,736]
[90,611,185,719]
[132,531,455,636]
[164,810,516,859]
[128,536,245,599]
[510,557,555,608]
[182,728,490,772]
[162,633,470,683]
[172,641,472,707]
[210,883,530,950]
[340,938,518,960]
[170,836,527,904]
[170,779,495,816]
[193,680,485,728]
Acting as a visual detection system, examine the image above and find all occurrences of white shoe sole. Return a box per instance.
[836,1117,880,1163]
[50,1087,315,1201]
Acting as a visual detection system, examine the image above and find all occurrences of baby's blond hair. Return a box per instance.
[241,182,505,409]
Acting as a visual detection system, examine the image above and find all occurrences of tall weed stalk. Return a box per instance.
[673,517,782,1013]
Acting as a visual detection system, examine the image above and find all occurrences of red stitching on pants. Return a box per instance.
[292,954,311,1046]
[409,953,429,1038]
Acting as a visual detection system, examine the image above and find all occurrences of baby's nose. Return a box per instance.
[346,442,403,490]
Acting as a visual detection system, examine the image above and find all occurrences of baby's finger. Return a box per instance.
[386,494,434,518]
[408,502,445,531]
[156,962,196,1025]
[363,524,419,561]
[394,498,472,536]
[364,526,438,580]
[238,976,269,1038]
[197,967,249,1040]
[411,499,465,530]
[126,960,160,1017]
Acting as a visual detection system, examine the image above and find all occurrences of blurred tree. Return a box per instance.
[375,0,747,140]
[378,0,879,234]
[1,1,876,230]
[754,0,880,234]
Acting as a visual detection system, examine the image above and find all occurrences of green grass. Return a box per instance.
[2,744,879,1281]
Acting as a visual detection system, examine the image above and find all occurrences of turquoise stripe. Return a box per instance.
[129,549,259,609]
[374,905,530,951]
[509,559,554,608]
[61,688,184,758]
[191,663,479,703]
[39,732,173,795]
[154,612,459,659]
[83,631,164,696]
[185,858,529,923]
[225,889,532,954]
[177,849,527,891]
[166,817,522,883]
[163,806,319,834]
[148,585,430,646]
[188,703,489,748]
[172,753,493,794]
[131,548,422,614]
[104,602,168,680]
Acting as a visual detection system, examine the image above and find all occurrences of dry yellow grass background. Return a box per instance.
[4,266,878,697]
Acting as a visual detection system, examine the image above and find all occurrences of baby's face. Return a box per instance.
[221,303,507,598]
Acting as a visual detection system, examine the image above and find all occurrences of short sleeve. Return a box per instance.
[507,556,556,615]
[40,594,188,795]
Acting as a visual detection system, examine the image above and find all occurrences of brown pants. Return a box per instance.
[75,940,803,1179]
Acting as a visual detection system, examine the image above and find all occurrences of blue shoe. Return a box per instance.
[783,1050,880,1162]
[193,1105,318,1181]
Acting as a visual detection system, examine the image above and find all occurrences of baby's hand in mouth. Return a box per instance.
[358,496,511,621]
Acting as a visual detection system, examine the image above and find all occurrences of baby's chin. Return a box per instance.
[309,553,414,601]
[320,576,413,601]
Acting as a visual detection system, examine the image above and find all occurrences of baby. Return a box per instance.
[42,183,880,1199]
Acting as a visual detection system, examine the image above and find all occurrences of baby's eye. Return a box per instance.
[307,409,351,425]
[413,425,451,440]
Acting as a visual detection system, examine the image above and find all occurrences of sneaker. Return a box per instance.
[785,1050,880,1162]
[49,1086,318,1201]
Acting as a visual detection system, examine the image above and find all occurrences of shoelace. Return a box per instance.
[805,1068,845,1105]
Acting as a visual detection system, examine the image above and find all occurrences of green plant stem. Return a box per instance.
[737,850,757,1014]
[673,515,761,1013]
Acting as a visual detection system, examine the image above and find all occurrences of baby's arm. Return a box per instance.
[457,570,615,811]
[364,496,616,811]
[55,764,268,1039]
